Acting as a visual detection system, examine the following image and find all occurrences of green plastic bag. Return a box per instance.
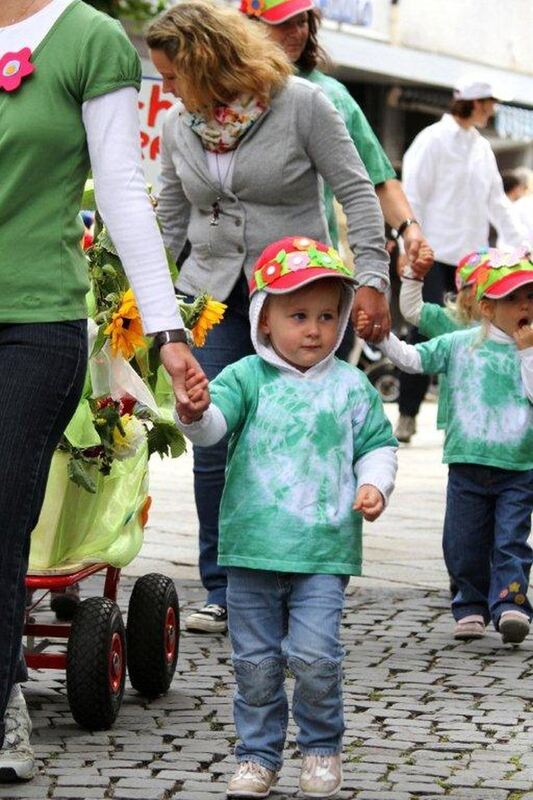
[29,443,148,572]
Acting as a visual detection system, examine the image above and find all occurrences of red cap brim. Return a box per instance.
[261,0,314,24]
[483,271,533,299]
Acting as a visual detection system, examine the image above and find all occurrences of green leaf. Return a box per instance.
[98,228,119,257]
[147,420,186,460]
[82,179,96,210]
[67,456,97,494]
[90,324,108,358]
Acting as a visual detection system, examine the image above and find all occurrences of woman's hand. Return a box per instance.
[353,485,384,521]
[176,367,210,424]
[160,341,207,409]
[352,287,391,342]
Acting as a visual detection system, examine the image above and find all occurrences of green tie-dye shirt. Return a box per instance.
[210,356,396,576]
[416,329,533,470]
[419,302,468,431]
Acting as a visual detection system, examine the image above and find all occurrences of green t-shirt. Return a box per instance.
[416,329,533,470]
[0,0,141,323]
[210,356,397,576]
[302,69,396,247]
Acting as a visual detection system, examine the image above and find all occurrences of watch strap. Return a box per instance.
[153,329,188,349]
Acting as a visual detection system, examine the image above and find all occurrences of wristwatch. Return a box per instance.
[153,329,188,349]
[391,218,419,240]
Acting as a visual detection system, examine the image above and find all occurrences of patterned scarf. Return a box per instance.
[183,95,265,153]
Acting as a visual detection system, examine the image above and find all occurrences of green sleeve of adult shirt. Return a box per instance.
[77,8,142,101]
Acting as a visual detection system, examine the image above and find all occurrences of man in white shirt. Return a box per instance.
[395,74,527,443]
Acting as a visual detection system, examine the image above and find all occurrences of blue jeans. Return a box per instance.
[443,463,533,627]
[227,568,349,772]
[185,275,355,607]
[0,321,87,747]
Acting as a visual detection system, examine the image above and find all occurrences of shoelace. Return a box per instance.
[302,755,338,781]
[202,604,225,617]
[235,761,269,783]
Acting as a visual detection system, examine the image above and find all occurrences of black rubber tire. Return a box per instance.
[66,597,126,730]
[366,361,400,404]
[127,573,179,698]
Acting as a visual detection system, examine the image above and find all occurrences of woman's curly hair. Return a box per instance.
[146,0,293,114]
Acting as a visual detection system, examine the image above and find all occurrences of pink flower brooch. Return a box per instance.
[0,48,35,93]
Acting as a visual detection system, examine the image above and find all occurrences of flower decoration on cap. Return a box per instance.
[0,48,35,93]
[249,236,354,296]
[240,0,265,17]
[473,246,533,300]
[455,248,490,291]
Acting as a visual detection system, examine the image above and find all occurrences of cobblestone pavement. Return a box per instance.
[6,576,533,800]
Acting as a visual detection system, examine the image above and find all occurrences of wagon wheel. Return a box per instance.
[66,597,126,730]
[127,573,179,698]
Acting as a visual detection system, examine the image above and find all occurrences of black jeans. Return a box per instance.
[398,260,456,417]
[0,321,87,747]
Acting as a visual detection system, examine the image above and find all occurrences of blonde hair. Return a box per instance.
[146,1,293,113]
[444,286,480,326]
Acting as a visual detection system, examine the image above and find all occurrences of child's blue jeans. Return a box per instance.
[226,568,349,773]
[443,463,533,627]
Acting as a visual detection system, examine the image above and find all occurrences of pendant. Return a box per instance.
[0,47,35,93]
[209,200,220,227]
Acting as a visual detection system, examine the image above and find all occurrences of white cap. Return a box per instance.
[453,73,512,102]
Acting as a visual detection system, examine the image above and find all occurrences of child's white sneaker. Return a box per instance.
[500,610,530,645]
[299,753,342,798]
[453,615,485,640]
[0,686,35,782]
[227,760,277,798]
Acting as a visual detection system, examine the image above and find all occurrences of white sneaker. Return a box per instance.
[0,686,35,782]
[227,760,277,798]
[300,753,342,798]
[185,604,227,633]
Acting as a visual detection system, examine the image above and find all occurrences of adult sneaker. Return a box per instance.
[0,685,35,782]
[227,761,277,798]
[300,753,342,798]
[185,604,227,633]
[394,414,416,443]
[500,610,530,644]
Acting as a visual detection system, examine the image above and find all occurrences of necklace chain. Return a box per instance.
[0,0,40,28]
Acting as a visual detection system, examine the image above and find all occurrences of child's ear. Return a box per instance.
[479,297,494,320]
[259,307,271,336]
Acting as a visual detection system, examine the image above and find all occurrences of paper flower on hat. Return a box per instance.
[487,245,531,269]
[0,48,35,93]
[240,0,265,16]
[474,248,533,300]
[286,251,310,271]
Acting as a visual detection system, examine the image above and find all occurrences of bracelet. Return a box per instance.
[392,218,419,240]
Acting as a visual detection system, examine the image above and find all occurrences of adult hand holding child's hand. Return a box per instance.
[176,367,210,424]
[353,485,384,521]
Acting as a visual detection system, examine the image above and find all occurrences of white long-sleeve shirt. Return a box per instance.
[402,114,527,266]
[2,0,181,334]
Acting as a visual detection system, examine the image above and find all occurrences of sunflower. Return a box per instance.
[105,289,146,359]
[191,297,226,347]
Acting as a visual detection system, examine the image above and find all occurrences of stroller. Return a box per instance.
[24,435,179,731]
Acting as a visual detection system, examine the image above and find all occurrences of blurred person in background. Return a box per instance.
[395,74,527,443]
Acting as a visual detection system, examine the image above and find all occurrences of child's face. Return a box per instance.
[480,283,533,337]
[259,280,342,371]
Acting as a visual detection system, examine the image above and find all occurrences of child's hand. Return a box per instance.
[410,242,434,280]
[353,484,384,521]
[514,323,533,350]
[176,367,210,424]
[355,310,371,338]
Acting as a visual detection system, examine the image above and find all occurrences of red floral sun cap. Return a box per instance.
[249,236,356,297]
[473,246,533,300]
[240,0,314,24]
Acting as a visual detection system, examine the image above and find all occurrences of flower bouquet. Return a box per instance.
[29,188,225,572]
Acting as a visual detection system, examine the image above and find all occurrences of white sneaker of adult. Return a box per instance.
[0,685,35,782]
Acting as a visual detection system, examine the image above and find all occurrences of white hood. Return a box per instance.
[249,281,355,379]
